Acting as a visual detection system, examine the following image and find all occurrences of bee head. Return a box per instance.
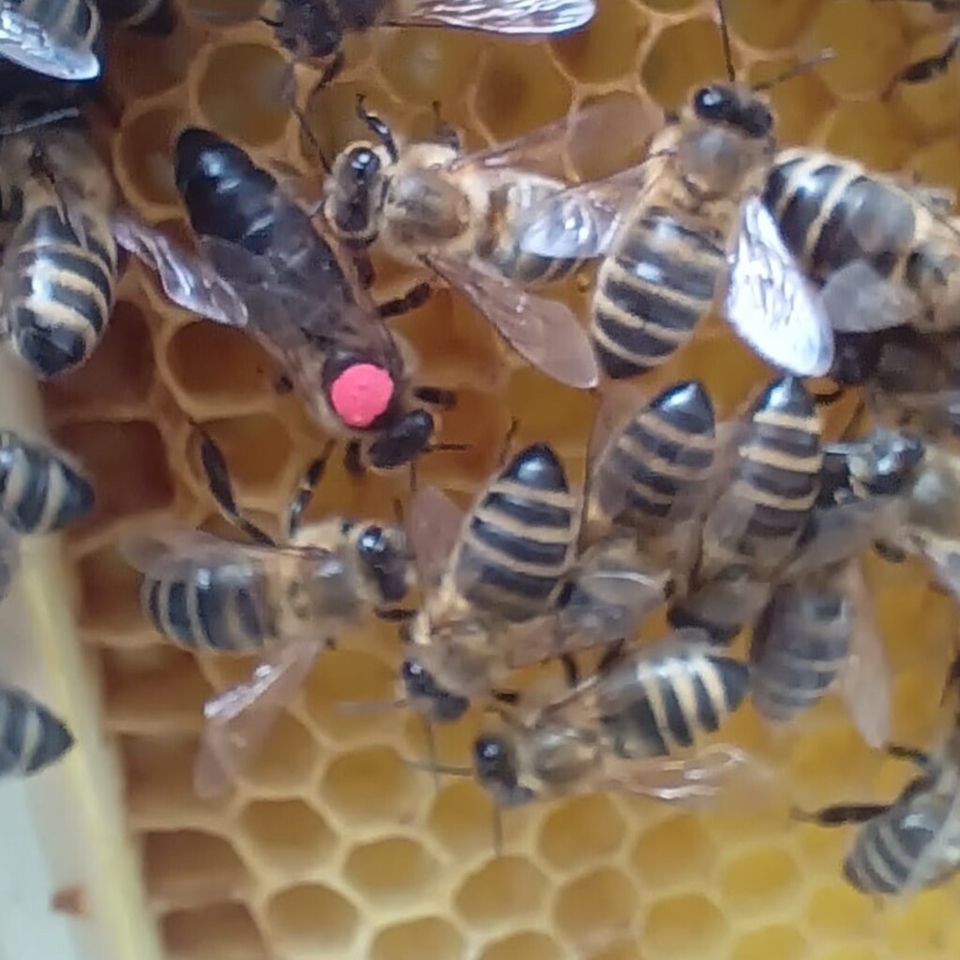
[473,735,534,806]
[400,657,470,722]
[357,523,412,603]
[324,142,386,244]
[847,429,926,496]
[691,84,773,140]
[366,410,437,470]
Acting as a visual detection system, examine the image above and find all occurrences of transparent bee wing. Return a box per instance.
[450,96,661,179]
[426,253,599,388]
[515,166,645,259]
[783,497,909,579]
[916,533,960,603]
[194,640,324,798]
[0,1,100,80]
[386,0,595,34]
[819,260,925,334]
[599,743,782,810]
[725,197,835,377]
[837,562,891,749]
[407,485,465,589]
[113,213,250,327]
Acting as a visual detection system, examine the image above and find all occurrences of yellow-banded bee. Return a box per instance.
[459,630,765,807]
[232,0,594,87]
[124,430,414,795]
[0,686,74,777]
[515,4,834,381]
[0,101,118,379]
[668,376,824,643]
[751,560,891,748]
[119,128,458,473]
[762,147,960,346]
[400,442,581,722]
[0,428,94,599]
[323,99,605,389]
[797,735,960,896]
[584,379,716,565]
[0,0,101,80]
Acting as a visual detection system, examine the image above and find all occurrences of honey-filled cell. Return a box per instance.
[35,2,960,960]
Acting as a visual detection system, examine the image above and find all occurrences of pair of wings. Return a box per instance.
[753,561,891,750]
[0,0,100,81]
[123,528,357,799]
[115,206,405,399]
[382,0,595,35]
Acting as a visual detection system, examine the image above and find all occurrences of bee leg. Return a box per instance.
[375,607,415,622]
[791,803,891,826]
[285,439,336,538]
[561,654,579,688]
[431,101,461,151]
[319,50,345,88]
[597,639,626,674]
[414,387,457,410]
[889,29,960,89]
[193,427,276,546]
[874,539,907,564]
[356,94,398,163]
[886,744,936,776]
[344,441,365,479]
[354,250,376,290]
[376,282,432,320]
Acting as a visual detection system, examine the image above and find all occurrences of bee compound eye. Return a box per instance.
[693,85,733,121]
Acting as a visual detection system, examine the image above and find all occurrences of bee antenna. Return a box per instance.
[423,717,441,792]
[427,442,470,453]
[492,805,504,857]
[356,94,399,164]
[403,757,474,777]
[715,0,736,83]
[334,697,408,716]
[0,107,80,137]
[751,49,836,93]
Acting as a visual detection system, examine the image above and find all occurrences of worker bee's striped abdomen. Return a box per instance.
[763,151,914,284]
[844,808,935,895]
[592,213,725,379]
[727,377,822,566]
[603,650,750,758]
[596,380,716,532]
[0,433,94,534]
[142,564,273,652]
[0,687,74,777]
[457,443,576,622]
[7,204,117,378]
[751,584,850,723]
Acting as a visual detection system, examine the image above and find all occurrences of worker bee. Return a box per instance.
[515,4,834,380]
[226,0,594,88]
[322,98,609,389]
[0,0,101,81]
[458,630,769,808]
[877,0,960,90]
[397,440,671,724]
[0,428,94,600]
[118,127,458,473]
[762,147,960,348]
[123,430,414,796]
[0,686,74,777]
[751,560,891,748]
[0,98,118,379]
[796,734,960,896]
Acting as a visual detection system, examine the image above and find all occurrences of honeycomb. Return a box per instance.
[33,0,960,958]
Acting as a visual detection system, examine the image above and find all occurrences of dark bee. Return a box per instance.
[750,560,890,747]
[0,686,74,777]
[0,0,101,80]
[121,127,456,473]
[251,0,594,86]
[0,100,118,379]
[668,376,823,643]
[469,631,756,807]
[797,736,960,896]
[401,442,581,721]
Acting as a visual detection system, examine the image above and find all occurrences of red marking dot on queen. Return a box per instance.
[330,363,396,428]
